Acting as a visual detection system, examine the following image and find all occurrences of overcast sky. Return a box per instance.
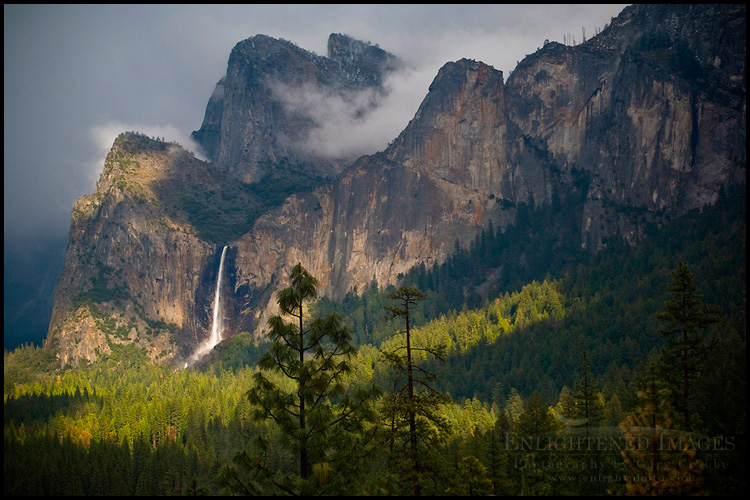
[4,4,629,246]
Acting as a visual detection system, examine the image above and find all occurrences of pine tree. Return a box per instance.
[516,392,559,438]
[380,286,449,496]
[573,350,603,434]
[184,476,208,496]
[655,262,721,429]
[555,385,575,419]
[240,263,377,495]
[505,388,525,422]
[619,369,704,495]
[483,414,512,495]
[455,455,494,496]
[603,392,624,427]
[491,381,505,412]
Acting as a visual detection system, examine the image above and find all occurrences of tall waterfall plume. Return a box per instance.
[209,245,229,346]
[187,245,229,366]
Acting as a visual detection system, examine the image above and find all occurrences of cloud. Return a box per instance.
[263,4,629,163]
[268,65,434,160]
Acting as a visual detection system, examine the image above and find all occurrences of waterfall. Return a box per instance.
[210,245,229,346]
[187,245,228,365]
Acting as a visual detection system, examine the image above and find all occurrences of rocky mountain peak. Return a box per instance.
[327,33,405,86]
[387,58,508,195]
[191,33,405,183]
[228,34,324,82]
[327,33,377,60]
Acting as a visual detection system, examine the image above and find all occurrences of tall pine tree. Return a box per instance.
[237,264,376,495]
[619,368,704,495]
[655,262,721,429]
[380,286,449,496]
[573,350,603,434]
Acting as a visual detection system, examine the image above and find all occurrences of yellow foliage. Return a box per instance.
[312,461,332,486]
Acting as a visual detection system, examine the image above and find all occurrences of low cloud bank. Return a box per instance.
[270,65,435,161]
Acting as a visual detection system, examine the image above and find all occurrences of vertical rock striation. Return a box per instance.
[504,3,745,247]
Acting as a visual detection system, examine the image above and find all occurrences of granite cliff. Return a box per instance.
[46,4,745,367]
[504,3,746,247]
[47,135,230,366]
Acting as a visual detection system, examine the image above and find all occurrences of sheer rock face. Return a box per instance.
[47,136,230,367]
[389,60,511,195]
[504,3,746,247]
[230,58,521,331]
[48,6,745,366]
[191,33,404,183]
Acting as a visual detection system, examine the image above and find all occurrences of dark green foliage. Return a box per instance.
[72,264,130,308]
[633,32,705,81]
[314,278,404,346]
[179,162,324,245]
[204,332,266,372]
[655,262,722,428]
[244,163,324,207]
[179,195,238,244]
[3,344,58,389]
[573,350,603,431]
[141,315,179,334]
[380,287,450,496]
[690,331,747,495]
[656,262,723,339]
[113,132,171,154]
[515,392,560,438]
[239,264,378,495]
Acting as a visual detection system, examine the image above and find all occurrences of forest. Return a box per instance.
[4,185,746,495]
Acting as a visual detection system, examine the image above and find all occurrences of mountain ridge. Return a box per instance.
[45,5,746,367]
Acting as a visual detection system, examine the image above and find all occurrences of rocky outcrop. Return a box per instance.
[192,33,404,183]
[230,4,745,330]
[504,3,746,247]
[46,134,235,366]
[229,58,526,331]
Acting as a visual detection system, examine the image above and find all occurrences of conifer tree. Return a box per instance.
[380,286,448,496]
[555,385,575,419]
[184,476,209,496]
[574,350,603,433]
[236,263,376,495]
[619,369,704,495]
[603,392,624,427]
[483,413,512,495]
[491,381,505,412]
[454,455,494,495]
[655,262,721,428]
[505,388,525,422]
[516,391,559,437]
